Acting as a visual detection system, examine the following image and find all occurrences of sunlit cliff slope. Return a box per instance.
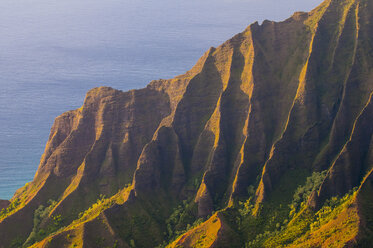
[1,0,373,247]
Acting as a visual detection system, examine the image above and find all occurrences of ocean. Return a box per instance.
[0,0,321,199]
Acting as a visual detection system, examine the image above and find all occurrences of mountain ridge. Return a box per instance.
[1,0,373,247]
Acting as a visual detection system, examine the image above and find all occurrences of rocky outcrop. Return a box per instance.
[316,93,373,205]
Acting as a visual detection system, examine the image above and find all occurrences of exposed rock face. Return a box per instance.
[1,0,373,247]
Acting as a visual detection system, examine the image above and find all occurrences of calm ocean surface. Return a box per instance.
[0,0,321,199]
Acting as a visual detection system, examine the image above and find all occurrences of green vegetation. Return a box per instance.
[10,237,24,248]
[289,170,327,216]
[154,200,205,247]
[310,189,356,230]
[229,171,358,248]
[238,188,358,247]
[0,198,20,220]
[266,188,357,247]
[165,200,199,240]
[23,200,65,247]
[75,194,112,222]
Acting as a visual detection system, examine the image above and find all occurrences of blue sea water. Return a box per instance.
[0,0,321,199]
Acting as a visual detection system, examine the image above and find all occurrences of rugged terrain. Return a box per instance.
[1,0,373,247]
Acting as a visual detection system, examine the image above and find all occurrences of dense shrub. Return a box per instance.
[23,199,64,247]
[0,198,20,220]
[290,170,327,216]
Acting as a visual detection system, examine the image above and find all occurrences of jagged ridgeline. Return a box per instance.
[1,0,373,247]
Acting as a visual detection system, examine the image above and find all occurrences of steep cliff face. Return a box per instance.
[1,0,373,247]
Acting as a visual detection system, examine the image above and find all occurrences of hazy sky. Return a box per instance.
[0,0,324,85]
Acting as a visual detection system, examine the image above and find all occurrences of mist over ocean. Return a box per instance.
[0,0,321,199]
